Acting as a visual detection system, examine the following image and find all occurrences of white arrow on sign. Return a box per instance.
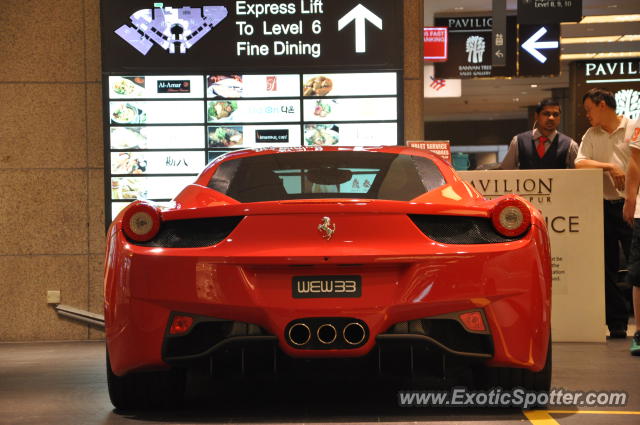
[337,4,382,53]
[521,27,559,64]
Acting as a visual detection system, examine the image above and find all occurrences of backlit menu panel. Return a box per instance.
[107,72,400,218]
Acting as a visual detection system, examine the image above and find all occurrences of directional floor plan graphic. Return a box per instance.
[115,6,228,55]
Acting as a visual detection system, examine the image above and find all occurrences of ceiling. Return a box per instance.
[423,0,640,122]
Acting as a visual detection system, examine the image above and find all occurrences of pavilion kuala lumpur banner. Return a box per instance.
[459,169,605,343]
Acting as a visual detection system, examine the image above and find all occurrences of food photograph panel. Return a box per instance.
[110,176,194,201]
[110,101,204,125]
[207,99,300,123]
[207,150,231,164]
[302,73,398,97]
[302,98,398,122]
[109,75,204,99]
[110,151,205,175]
[304,123,398,146]
[207,74,300,98]
[337,123,399,146]
[110,126,205,150]
[208,125,301,148]
[105,71,402,222]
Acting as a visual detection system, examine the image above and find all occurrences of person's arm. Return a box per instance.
[575,159,626,190]
[498,136,519,169]
[566,140,579,169]
[624,147,640,225]
[575,132,626,190]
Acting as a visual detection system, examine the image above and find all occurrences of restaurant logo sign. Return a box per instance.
[157,80,191,93]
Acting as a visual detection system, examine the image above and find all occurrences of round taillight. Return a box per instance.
[122,202,161,242]
[491,198,531,237]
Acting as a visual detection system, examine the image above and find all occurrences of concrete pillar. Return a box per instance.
[403,0,425,142]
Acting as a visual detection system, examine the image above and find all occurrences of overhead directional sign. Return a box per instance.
[101,0,403,72]
[338,4,383,53]
[517,0,582,24]
[433,16,517,79]
[492,0,507,67]
[521,27,559,63]
[518,24,560,76]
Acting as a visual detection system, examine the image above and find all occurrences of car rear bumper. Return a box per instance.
[105,226,550,376]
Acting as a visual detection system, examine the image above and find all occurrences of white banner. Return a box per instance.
[424,64,462,98]
[459,169,605,343]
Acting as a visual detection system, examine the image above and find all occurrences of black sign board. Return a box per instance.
[157,79,191,93]
[518,24,560,77]
[255,128,290,143]
[571,59,640,140]
[492,0,507,67]
[517,0,582,24]
[101,0,403,73]
[434,16,516,79]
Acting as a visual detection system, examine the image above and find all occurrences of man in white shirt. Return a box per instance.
[575,88,633,339]
[500,98,578,169]
[622,116,640,356]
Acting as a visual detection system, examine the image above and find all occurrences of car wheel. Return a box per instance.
[474,338,551,392]
[106,351,186,410]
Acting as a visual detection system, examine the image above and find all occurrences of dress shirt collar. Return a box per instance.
[532,128,557,143]
[593,115,628,135]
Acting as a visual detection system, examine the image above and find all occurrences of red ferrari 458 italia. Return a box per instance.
[104,146,551,409]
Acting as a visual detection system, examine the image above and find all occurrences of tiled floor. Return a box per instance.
[0,339,638,425]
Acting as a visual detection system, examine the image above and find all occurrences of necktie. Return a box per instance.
[537,136,548,158]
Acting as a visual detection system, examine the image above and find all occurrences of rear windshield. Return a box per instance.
[207,151,446,202]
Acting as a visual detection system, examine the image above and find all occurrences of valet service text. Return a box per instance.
[235,0,324,58]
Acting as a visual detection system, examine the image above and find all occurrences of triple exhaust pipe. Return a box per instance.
[286,319,368,349]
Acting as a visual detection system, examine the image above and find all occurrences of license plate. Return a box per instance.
[292,275,362,298]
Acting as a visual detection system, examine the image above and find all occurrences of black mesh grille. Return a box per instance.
[383,318,493,356]
[409,214,524,244]
[421,319,493,355]
[164,320,235,358]
[128,216,244,248]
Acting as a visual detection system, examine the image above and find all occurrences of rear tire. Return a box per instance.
[106,351,186,410]
[474,337,552,392]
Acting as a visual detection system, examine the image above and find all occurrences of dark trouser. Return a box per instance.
[625,219,640,288]
[603,200,631,331]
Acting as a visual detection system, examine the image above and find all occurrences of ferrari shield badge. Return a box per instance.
[318,216,335,240]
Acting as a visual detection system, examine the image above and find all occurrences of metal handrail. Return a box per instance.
[54,304,105,328]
